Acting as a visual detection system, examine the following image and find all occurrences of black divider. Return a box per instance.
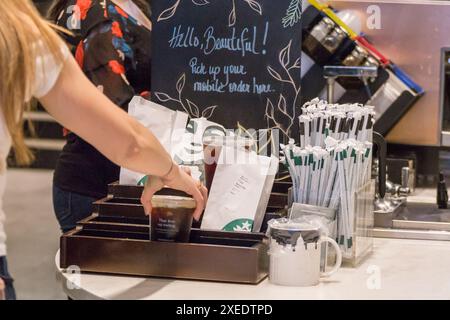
[93,198,146,217]
[374,91,420,136]
[80,221,148,234]
[76,229,149,240]
[301,4,323,32]
[271,180,292,193]
[72,228,261,248]
[330,41,356,65]
[91,215,149,225]
[102,198,141,205]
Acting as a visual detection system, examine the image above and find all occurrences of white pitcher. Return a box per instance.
[267,219,342,287]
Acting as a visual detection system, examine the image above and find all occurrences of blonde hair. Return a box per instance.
[0,0,65,167]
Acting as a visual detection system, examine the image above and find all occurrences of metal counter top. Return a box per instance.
[374,188,450,241]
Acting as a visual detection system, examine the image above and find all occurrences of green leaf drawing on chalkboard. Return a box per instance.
[192,0,210,5]
[157,0,181,22]
[265,40,302,139]
[282,0,302,28]
[176,73,186,94]
[267,66,283,82]
[186,100,201,118]
[290,57,301,70]
[154,92,175,102]
[277,94,288,115]
[202,105,218,119]
[265,99,284,136]
[265,99,277,128]
[154,74,220,120]
[157,0,212,22]
[228,0,262,27]
[229,0,237,27]
[157,0,262,27]
[279,40,291,68]
[243,0,263,15]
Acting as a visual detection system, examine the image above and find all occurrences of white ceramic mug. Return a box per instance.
[269,235,342,287]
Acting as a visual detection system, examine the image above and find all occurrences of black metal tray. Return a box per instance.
[59,183,288,284]
[61,222,269,284]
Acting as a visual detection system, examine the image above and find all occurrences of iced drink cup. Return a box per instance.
[202,136,254,192]
[150,195,197,242]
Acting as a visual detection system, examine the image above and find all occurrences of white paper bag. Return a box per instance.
[201,146,278,232]
[119,96,188,185]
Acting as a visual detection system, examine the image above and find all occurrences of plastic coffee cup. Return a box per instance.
[150,195,197,243]
[202,136,254,192]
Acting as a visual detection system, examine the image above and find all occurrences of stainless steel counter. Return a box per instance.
[374,188,450,241]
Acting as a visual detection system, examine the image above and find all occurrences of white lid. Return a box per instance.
[151,195,196,209]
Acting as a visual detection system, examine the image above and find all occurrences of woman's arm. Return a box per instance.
[39,55,207,218]
[40,55,172,177]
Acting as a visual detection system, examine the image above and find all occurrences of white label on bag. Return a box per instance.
[201,146,273,232]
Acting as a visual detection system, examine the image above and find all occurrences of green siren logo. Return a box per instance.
[223,219,254,232]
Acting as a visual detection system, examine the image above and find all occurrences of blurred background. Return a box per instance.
[5,0,450,299]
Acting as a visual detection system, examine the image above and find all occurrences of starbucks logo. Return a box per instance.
[223,219,254,232]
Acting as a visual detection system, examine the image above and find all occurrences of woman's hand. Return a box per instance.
[140,164,208,221]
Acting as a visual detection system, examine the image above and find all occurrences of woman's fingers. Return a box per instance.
[193,186,208,221]
[143,169,208,221]
[190,186,206,221]
[141,176,164,216]
[140,186,154,216]
[199,184,208,211]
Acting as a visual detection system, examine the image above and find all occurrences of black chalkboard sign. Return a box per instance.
[151,0,302,138]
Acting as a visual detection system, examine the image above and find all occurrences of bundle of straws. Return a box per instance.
[282,99,375,256]
[299,98,374,148]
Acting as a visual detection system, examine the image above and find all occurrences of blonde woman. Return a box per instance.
[0,0,207,299]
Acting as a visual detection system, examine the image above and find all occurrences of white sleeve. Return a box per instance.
[32,41,70,99]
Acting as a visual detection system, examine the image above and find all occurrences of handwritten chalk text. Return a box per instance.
[169,24,269,57]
